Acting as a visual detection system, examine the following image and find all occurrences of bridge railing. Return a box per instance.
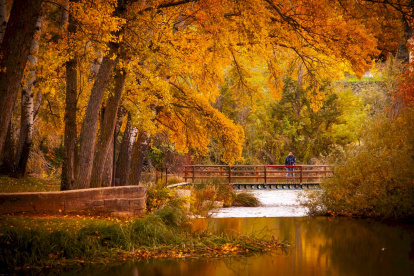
[183,165,333,184]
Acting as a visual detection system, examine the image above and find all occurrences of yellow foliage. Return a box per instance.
[29,0,394,165]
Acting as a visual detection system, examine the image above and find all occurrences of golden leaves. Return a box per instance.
[33,0,391,165]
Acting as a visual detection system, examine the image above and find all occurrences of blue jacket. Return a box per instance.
[284,155,296,166]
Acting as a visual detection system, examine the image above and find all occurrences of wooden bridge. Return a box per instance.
[181,165,333,190]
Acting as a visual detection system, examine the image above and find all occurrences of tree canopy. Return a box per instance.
[0,0,412,189]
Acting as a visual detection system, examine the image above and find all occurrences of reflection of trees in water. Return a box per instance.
[192,217,243,236]
[132,259,219,276]
[41,261,140,276]
[299,217,414,276]
[193,217,414,276]
[48,218,414,276]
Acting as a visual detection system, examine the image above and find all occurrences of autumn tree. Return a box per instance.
[12,17,44,178]
[2,0,411,190]
[0,0,43,162]
[61,0,77,190]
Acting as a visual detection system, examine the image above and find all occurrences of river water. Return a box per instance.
[38,191,414,275]
[211,190,308,217]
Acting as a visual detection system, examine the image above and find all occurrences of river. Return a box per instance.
[211,190,308,217]
[32,190,414,276]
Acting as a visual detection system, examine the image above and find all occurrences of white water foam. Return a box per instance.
[210,190,308,218]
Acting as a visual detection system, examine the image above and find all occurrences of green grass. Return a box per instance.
[0,206,285,272]
[0,175,60,193]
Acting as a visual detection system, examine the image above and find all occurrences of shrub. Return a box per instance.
[146,186,188,213]
[191,184,218,216]
[216,184,235,207]
[233,192,261,207]
[301,109,414,219]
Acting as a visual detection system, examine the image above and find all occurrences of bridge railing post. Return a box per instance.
[184,166,187,182]
[192,166,195,183]
[300,166,303,184]
[255,167,258,183]
[228,165,231,184]
[264,165,267,184]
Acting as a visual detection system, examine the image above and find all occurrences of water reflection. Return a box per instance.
[37,217,414,276]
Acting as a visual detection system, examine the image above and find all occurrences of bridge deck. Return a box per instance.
[232,182,321,190]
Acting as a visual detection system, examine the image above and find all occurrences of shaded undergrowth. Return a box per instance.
[0,206,283,272]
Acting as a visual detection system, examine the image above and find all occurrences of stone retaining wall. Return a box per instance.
[0,186,147,217]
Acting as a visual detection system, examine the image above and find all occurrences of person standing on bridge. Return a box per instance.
[285,152,296,183]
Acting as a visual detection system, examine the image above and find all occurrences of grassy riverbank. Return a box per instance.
[0,175,60,193]
[0,175,267,272]
[0,206,284,273]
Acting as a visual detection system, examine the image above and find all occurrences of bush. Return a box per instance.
[301,109,414,219]
[191,184,219,216]
[233,192,261,207]
[146,186,188,213]
[216,184,236,207]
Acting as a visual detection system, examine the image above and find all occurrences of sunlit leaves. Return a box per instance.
[28,0,401,168]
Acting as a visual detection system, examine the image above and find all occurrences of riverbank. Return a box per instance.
[0,206,285,273]
[0,175,60,193]
[13,216,414,276]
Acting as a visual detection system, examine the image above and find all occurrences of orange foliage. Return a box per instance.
[33,0,401,163]
[394,65,414,106]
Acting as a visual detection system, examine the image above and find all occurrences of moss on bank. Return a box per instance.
[0,206,284,273]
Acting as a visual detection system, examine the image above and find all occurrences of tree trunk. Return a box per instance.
[116,115,138,186]
[104,106,125,187]
[0,0,7,43]
[60,3,69,30]
[0,121,15,174]
[74,45,120,189]
[90,69,126,188]
[13,90,34,178]
[129,132,151,185]
[101,137,114,187]
[33,90,42,119]
[12,17,43,178]
[0,0,43,162]
[96,104,125,188]
[61,2,78,190]
[89,54,103,83]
